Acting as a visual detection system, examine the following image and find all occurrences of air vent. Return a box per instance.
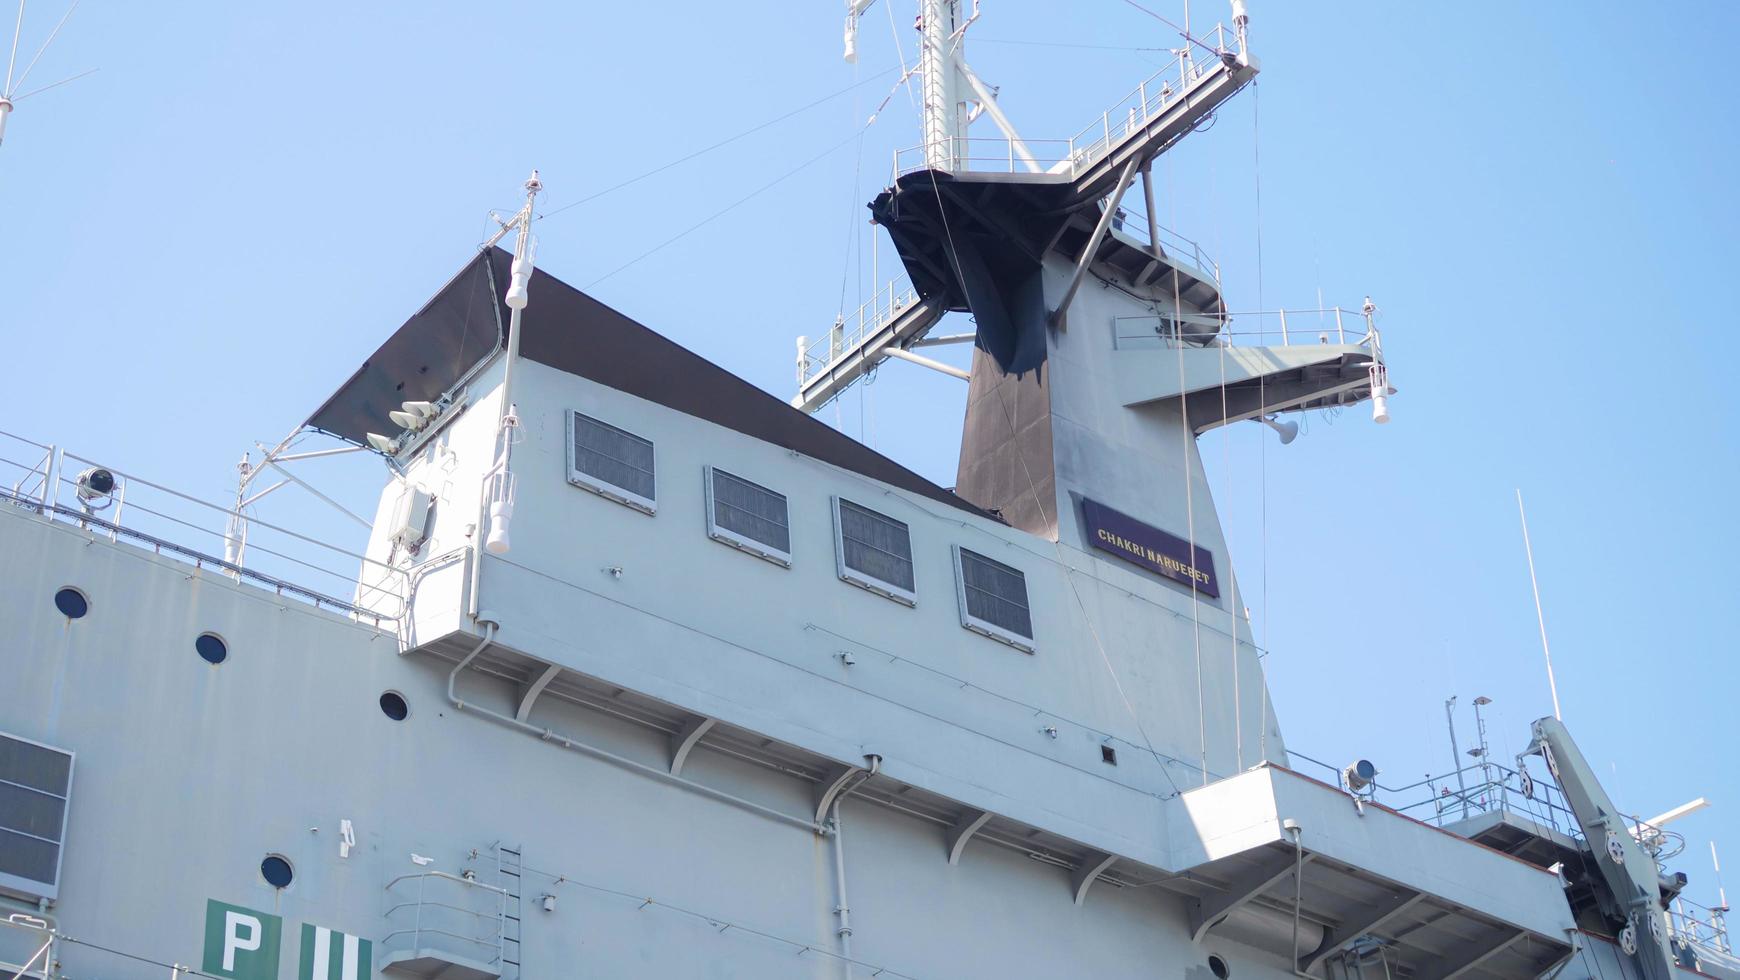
[954,546,1034,651]
[0,732,74,902]
[834,498,916,605]
[706,468,791,566]
[567,412,656,513]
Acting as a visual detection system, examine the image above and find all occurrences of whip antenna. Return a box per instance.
[2,0,91,149]
[1516,489,1563,721]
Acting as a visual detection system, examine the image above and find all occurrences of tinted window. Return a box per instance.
[710,469,790,556]
[838,500,914,593]
[959,547,1033,640]
[0,733,72,894]
[53,588,87,619]
[571,412,655,503]
[195,634,228,665]
[261,855,293,888]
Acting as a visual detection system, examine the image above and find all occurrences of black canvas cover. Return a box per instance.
[307,251,506,444]
[306,248,986,519]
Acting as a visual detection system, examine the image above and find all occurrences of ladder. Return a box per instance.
[494,842,523,979]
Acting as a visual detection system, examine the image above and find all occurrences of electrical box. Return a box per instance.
[389,487,433,552]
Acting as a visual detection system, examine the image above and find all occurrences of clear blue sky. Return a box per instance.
[3,1,1736,904]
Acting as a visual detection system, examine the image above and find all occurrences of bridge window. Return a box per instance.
[706,467,791,566]
[0,731,74,902]
[834,498,916,605]
[954,546,1033,651]
[567,411,656,514]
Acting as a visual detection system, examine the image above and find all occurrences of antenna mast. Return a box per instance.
[482,171,543,556]
[1516,489,1564,721]
[917,0,967,170]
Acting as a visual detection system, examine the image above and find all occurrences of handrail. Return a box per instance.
[0,429,406,626]
[383,869,510,969]
[385,870,510,897]
[891,23,1242,183]
[1112,306,1379,351]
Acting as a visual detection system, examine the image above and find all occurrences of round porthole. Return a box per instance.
[379,691,409,721]
[260,854,294,889]
[1208,955,1230,980]
[54,587,88,619]
[195,633,228,665]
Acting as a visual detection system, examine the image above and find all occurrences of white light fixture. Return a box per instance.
[1258,415,1299,445]
[1342,759,1376,793]
[366,433,399,455]
[387,410,421,430]
[505,244,536,310]
[1370,363,1393,424]
[402,401,438,420]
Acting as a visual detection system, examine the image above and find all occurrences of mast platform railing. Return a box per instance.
[797,278,923,391]
[0,428,404,627]
[1112,305,1382,356]
[890,23,1243,183]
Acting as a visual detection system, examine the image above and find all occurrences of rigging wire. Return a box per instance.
[1162,149,1211,787]
[583,126,872,289]
[1252,78,1272,763]
[534,67,897,224]
[884,0,919,113]
[837,54,868,319]
[973,36,1170,52]
[1114,0,1223,56]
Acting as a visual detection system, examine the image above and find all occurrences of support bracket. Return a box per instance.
[814,764,867,823]
[945,809,993,865]
[1189,849,1315,943]
[1049,157,1140,330]
[515,663,563,723]
[1299,889,1424,974]
[669,715,716,776]
[1070,851,1118,906]
[1414,928,1524,980]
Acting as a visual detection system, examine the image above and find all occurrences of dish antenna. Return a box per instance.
[3,0,94,149]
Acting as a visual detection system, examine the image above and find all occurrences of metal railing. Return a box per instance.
[1,914,54,979]
[1670,897,1734,957]
[0,428,404,626]
[1104,200,1221,284]
[1112,305,1379,352]
[1288,751,1582,839]
[892,23,1243,181]
[797,278,923,389]
[1295,748,1738,963]
[383,871,510,973]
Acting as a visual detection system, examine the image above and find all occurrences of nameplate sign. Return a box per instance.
[1081,498,1219,597]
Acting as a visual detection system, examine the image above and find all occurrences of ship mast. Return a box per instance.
[916,0,967,171]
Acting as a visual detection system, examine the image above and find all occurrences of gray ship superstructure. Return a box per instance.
[0,3,1731,980]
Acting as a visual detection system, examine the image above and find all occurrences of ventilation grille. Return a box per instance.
[0,733,73,901]
[838,499,915,597]
[958,547,1033,645]
[570,412,655,508]
[708,469,791,560]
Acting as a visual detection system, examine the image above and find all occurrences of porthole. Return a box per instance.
[53,587,88,619]
[195,633,228,665]
[379,691,409,721]
[260,854,294,889]
[1208,954,1230,979]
